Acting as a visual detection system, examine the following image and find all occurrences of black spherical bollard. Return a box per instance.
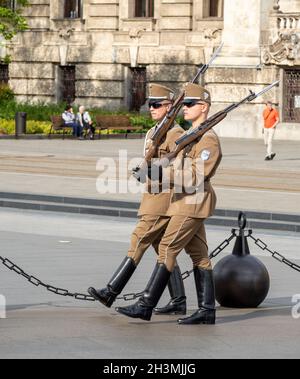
[214,213,270,308]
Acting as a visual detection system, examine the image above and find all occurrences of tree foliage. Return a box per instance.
[0,0,29,40]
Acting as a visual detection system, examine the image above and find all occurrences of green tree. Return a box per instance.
[0,0,28,41]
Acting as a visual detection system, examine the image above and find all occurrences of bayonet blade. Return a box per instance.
[207,42,224,67]
[194,43,224,82]
[254,80,280,99]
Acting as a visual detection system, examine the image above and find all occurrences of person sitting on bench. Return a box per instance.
[77,106,95,140]
[62,105,83,139]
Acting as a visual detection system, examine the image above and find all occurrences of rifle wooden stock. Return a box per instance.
[159,112,227,167]
[156,80,280,169]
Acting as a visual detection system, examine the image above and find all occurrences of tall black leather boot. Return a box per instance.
[154,266,186,315]
[178,268,216,325]
[88,257,136,308]
[115,264,171,321]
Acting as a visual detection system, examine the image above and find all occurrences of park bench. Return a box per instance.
[95,115,143,138]
[49,114,144,139]
[48,115,72,139]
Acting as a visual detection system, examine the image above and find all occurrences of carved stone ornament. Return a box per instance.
[58,28,75,66]
[204,28,222,40]
[128,27,146,68]
[129,27,146,40]
[263,32,300,65]
[58,28,75,41]
[273,0,281,13]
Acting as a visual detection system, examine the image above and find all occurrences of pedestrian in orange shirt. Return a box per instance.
[263,101,279,161]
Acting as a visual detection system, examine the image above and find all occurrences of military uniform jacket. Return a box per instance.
[138,123,184,217]
[165,129,222,219]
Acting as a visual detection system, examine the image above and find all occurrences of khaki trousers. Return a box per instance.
[157,216,211,272]
[264,127,276,157]
[127,216,170,265]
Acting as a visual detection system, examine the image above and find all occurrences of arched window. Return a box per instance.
[135,0,154,18]
[64,0,81,19]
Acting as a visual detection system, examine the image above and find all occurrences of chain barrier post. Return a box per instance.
[214,212,270,308]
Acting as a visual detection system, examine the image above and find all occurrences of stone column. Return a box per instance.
[215,0,273,67]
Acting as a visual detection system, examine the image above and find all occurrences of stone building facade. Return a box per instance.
[1,0,300,140]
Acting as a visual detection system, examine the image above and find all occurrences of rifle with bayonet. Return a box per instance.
[155,81,279,169]
[132,43,223,181]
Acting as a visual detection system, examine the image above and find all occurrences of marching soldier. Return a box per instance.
[88,84,187,314]
[116,83,223,325]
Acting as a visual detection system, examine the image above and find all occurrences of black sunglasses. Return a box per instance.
[183,100,205,108]
[149,102,169,109]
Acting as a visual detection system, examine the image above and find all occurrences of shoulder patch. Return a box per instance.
[201,150,211,161]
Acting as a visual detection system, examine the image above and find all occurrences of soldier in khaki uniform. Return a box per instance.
[88,84,187,314]
[116,83,222,325]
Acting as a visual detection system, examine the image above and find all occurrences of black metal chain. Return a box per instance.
[0,231,236,303]
[0,255,96,302]
[2,207,299,303]
[116,291,145,302]
[249,232,300,273]
[179,229,237,281]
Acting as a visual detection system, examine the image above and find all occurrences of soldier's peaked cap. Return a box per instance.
[184,83,211,105]
[149,84,175,101]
